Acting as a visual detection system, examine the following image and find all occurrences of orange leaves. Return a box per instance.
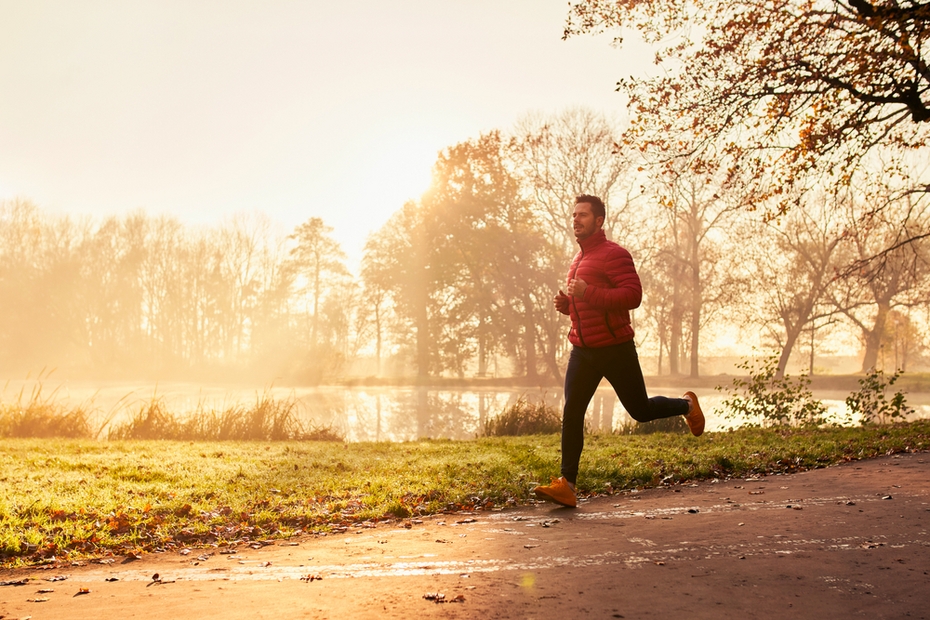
[106,512,132,534]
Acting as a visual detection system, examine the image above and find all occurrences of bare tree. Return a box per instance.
[831,190,930,371]
[636,163,744,377]
[737,198,846,377]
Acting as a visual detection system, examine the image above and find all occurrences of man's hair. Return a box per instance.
[575,194,606,221]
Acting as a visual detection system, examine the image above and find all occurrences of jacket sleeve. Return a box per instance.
[582,246,642,311]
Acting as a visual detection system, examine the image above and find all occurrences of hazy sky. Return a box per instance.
[0,1,649,266]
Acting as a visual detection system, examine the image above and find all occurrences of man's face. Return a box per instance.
[572,202,603,241]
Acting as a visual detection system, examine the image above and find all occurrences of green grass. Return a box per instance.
[1,421,928,567]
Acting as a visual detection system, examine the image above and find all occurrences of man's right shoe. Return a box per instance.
[683,391,705,437]
[533,477,577,508]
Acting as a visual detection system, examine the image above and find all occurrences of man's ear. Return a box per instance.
[596,216,605,229]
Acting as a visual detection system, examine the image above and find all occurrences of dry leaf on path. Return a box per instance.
[0,579,29,586]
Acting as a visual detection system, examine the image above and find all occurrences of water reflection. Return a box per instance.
[6,380,928,441]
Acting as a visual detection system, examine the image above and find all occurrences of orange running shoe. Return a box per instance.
[683,391,705,437]
[533,477,577,508]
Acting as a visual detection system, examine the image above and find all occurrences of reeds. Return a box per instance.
[482,395,562,436]
[614,415,689,435]
[0,382,343,442]
[107,392,343,441]
[0,381,96,439]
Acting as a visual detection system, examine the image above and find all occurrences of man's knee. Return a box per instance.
[626,408,652,423]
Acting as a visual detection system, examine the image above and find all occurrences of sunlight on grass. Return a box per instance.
[1,421,928,566]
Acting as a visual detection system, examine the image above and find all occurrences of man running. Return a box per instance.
[533,194,704,508]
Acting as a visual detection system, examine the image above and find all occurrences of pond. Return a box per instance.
[4,380,929,441]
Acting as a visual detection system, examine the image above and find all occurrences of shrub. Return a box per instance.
[845,368,914,425]
[482,396,561,437]
[718,354,827,427]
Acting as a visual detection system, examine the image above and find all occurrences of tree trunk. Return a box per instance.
[860,302,890,372]
[669,309,682,376]
[776,325,802,379]
[689,284,701,379]
[522,293,538,381]
[808,323,815,375]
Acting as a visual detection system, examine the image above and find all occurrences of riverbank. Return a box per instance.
[336,372,930,392]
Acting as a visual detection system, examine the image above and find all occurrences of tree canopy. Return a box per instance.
[565,0,930,212]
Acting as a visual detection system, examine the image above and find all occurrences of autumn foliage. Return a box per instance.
[565,0,930,209]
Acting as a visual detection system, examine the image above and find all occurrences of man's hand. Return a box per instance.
[567,278,587,299]
[553,290,569,313]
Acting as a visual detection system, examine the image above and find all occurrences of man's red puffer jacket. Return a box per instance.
[558,229,642,348]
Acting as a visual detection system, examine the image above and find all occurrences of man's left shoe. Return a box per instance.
[533,477,577,507]
[683,391,705,437]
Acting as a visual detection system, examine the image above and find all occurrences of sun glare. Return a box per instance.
[370,139,437,205]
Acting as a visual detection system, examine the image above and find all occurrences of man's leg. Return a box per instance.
[560,347,603,485]
[600,341,689,423]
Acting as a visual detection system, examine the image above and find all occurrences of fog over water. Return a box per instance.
[4,380,928,441]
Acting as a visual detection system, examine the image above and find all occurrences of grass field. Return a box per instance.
[2,421,929,567]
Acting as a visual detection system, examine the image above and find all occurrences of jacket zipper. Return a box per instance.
[570,245,587,347]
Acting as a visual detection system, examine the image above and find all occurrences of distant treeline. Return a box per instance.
[2,109,929,383]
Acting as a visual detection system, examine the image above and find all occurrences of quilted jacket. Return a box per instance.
[560,229,642,348]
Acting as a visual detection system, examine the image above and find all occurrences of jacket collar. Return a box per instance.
[578,228,607,252]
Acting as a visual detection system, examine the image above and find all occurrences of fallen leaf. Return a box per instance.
[36,589,54,593]
[300,574,323,582]
[75,588,91,596]
[423,592,445,602]
[0,579,29,586]
[45,576,68,582]
[105,578,119,582]
[450,594,465,603]
[27,598,49,603]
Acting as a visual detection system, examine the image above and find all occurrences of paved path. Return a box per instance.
[2,452,929,619]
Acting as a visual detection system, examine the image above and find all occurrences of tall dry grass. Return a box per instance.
[0,381,97,439]
[482,395,562,436]
[107,392,343,441]
[0,382,342,442]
